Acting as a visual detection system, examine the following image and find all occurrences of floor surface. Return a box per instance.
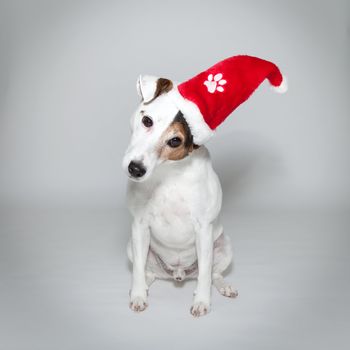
[1,203,349,350]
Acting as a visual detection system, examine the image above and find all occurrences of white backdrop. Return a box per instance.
[1,0,349,208]
[0,1,349,349]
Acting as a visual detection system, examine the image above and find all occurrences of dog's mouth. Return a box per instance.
[127,174,147,182]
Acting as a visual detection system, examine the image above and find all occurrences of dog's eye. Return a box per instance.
[167,137,182,148]
[142,116,153,128]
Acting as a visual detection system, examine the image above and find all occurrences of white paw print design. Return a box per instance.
[204,73,227,93]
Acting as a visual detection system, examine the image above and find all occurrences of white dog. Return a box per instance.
[122,56,286,317]
[123,77,237,317]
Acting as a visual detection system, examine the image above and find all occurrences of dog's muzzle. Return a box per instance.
[128,161,146,179]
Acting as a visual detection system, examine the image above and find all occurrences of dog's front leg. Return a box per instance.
[129,219,150,312]
[191,222,213,317]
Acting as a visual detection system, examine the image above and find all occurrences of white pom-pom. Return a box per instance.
[271,75,288,94]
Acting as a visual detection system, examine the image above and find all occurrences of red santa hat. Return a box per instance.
[168,55,287,144]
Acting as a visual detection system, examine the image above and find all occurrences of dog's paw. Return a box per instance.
[219,285,238,298]
[129,296,148,313]
[190,301,210,317]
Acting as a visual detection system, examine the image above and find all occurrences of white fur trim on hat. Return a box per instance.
[270,75,288,94]
[167,86,215,145]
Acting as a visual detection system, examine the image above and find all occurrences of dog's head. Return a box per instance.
[122,75,198,182]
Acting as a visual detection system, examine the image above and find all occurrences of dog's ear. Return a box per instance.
[137,75,173,103]
[136,75,157,102]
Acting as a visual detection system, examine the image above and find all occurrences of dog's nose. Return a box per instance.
[128,161,146,178]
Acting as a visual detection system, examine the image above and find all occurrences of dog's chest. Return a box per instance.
[146,179,196,247]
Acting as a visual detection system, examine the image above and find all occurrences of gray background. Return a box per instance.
[0,0,349,349]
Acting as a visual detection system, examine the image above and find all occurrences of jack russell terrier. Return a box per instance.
[122,55,287,317]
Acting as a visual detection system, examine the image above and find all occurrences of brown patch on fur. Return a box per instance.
[158,111,199,161]
[154,78,173,98]
[144,78,173,104]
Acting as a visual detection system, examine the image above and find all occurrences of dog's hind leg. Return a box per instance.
[212,273,238,298]
[145,270,156,288]
[212,233,238,298]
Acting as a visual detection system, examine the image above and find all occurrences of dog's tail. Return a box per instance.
[173,268,185,282]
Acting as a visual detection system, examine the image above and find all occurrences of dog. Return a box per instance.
[123,76,237,317]
[122,56,286,317]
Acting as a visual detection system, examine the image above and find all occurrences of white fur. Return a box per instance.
[137,75,159,103]
[123,87,236,317]
[270,75,288,94]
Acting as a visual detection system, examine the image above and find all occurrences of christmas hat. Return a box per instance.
[168,55,287,144]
